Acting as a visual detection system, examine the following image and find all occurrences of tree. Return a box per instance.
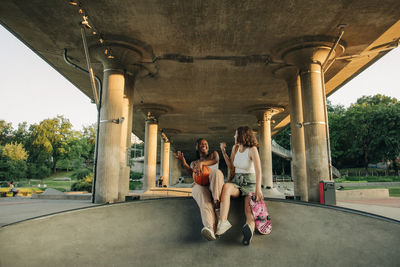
[2,142,28,161]
[328,94,400,174]
[12,122,30,146]
[328,102,348,167]
[0,120,13,145]
[30,115,73,173]
[0,142,29,180]
[356,94,397,106]
[372,102,400,175]
[272,126,291,176]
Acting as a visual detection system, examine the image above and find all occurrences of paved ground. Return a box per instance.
[0,198,399,267]
[1,193,399,226]
[0,198,98,227]
[337,198,400,221]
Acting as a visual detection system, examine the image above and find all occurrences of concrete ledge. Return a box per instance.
[336,182,400,187]
[32,193,91,200]
[336,189,389,200]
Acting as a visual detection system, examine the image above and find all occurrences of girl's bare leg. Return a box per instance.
[244,195,255,231]
[219,183,240,221]
[242,195,255,245]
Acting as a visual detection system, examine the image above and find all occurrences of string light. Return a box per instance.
[105,48,115,59]
[69,1,107,55]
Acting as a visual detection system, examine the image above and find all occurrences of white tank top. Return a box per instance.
[233,147,255,174]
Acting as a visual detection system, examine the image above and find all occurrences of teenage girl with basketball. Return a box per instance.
[217,126,263,245]
[174,138,224,241]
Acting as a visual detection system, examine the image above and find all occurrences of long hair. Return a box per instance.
[236,126,258,147]
[195,138,209,159]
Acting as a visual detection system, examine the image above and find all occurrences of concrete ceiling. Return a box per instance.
[1,0,399,160]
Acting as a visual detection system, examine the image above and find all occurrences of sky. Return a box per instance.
[0,24,399,131]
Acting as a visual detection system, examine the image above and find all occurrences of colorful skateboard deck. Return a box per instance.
[249,193,272,235]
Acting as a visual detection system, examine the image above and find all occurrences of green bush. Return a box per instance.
[130,171,143,180]
[27,163,51,179]
[71,168,92,180]
[71,174,93,192]
[129,180,143,190]
[0,158,27,180]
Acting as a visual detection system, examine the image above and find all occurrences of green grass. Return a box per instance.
[335,176,400,183]
[4,171,76,192]
[48,171,74,179]
[389,187,400,197]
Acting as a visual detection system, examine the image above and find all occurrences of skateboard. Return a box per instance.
[249,192,272,235]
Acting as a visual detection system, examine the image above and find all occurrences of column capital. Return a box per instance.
[161,132,170,143]
[279,39,345,71]
[247,105,284,122]
[273,65,299,86]
[138,104,172,122]
[89,36,155,73]
[161,128,181,144]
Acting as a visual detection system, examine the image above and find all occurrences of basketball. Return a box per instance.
[193,165,211,186]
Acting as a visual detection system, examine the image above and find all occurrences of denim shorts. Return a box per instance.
[230,173,256,196]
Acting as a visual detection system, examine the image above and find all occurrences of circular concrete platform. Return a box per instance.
[0,198,399,267]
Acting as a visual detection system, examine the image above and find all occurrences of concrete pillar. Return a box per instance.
[274,66,308,201]
[95,68,125,204]
[143,114,158,191]
[283,42,342,202]
[90,39,155,203]
[169,146,182,186]
[259,113,273,188]
[249,106,284,188]
[138,105,171,190]
[160,137,170,187]
[118,74,135,201]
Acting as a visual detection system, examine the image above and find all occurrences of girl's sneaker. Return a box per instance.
[201,226,216,241]
[216,220,232,235]
[242,224,253,246]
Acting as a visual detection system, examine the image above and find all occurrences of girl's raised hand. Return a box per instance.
[220,142,226,151]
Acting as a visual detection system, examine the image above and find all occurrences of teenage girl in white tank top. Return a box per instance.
[217,126,263,246]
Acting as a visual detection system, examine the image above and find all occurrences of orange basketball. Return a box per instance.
[193,165,211,186]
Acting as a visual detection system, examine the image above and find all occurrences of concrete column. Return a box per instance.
[160,137,170,187]
[143,114,158,191]
[274,66,308,201]
[249,106,284,189]
[118,74,135,201]
[283,42,343,202]
[95,68,125,204]
[259,113,273,188]
[90,39,155,203]
[169,147,182,186]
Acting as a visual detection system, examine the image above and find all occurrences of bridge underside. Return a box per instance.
[1,1,400,202]
[1,1,399,151]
